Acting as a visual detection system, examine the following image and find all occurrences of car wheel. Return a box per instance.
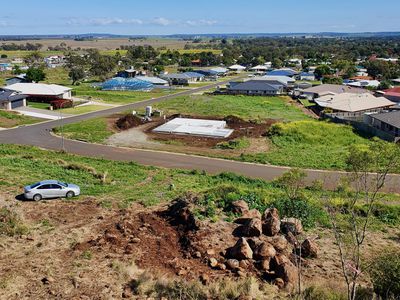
[33,194,42,201]
[66,191,75,198]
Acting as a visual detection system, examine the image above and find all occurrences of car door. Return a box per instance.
[37,184,53,198]
[50,184,65,198]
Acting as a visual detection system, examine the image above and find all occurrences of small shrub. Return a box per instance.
[216,138,250,150]
[303,285,346,300]
[50,99,73,110]
[369,249,400,299]
[0,207,29,236]
[270,197,330,229]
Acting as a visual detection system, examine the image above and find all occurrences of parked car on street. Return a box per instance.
[24,180,80,201]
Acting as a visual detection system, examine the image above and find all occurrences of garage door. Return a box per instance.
[11,99,24,109]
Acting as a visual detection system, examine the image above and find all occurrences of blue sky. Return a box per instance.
[1,0,399,35]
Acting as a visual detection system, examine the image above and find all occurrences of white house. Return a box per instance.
[228,64,246,73]
[4,83,72,100]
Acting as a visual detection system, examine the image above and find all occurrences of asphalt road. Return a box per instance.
[1,78,399,192]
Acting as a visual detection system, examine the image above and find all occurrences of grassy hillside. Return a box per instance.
[0,110,43,128]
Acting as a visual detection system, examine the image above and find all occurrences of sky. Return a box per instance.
[0,0,399,35]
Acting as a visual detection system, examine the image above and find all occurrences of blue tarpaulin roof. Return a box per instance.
[102,77,154,91]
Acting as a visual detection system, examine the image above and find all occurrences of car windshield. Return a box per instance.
[30,182,41,189]
[57,181,68,187]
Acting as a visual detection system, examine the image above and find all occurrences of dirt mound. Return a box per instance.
[116,114,145,130]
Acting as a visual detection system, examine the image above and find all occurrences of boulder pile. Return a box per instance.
[207,201,319,289]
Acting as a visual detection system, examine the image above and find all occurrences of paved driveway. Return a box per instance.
[14,106,73,120]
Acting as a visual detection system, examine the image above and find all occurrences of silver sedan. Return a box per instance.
[24,180,80,201]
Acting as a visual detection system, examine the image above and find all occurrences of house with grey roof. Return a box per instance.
[227,80,284,96]
[160,72,205,85]
[364,110,400,141]
[301,84,369,100]
[0,90,27,110]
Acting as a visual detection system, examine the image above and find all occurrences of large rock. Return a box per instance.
[271,254,298,286]
[281,218,303,235]
[259,258,271,271]
[242,218,262,237]
[226,259,240,270]
[272,236,288,252]
[235,209,262,224]
[262,208,281,236]
[228,238,253,260]
[301,239,318,258]
[254,242,277,260]
[231,200,249,215]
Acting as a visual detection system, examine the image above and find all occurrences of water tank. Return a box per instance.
[145,106,152,117]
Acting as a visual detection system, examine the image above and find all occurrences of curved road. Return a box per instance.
[0,79,399,192]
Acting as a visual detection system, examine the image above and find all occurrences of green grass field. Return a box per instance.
[240,120,372,170]
[0,110,42,128]
[73,84,179,104]
[154,95,309,122]
[53,118,112,143]
[61,105,109,115]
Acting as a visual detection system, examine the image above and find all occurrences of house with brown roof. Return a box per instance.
[301,84,369,100]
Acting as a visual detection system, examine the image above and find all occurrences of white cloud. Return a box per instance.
[185,19,218,26]
[0,20,9,27]
[150,17,174,26]
[66,17,218,27]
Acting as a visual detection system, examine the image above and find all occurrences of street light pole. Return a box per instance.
[58,100,68,152]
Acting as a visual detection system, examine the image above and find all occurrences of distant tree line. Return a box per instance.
[0,43,43,51]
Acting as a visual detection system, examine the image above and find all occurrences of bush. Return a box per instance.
[0,207,29,236]
[270,197,330,229]
[369,249,400,299]
[216,138,250,150]
[50,99,73,110]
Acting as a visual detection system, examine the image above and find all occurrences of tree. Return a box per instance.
[25,67,46,82]
[378,80,392,90]
[12,65,23,75]
[24,51,43,67]
[322,77,343,85]
[275,168,307,200]
[327,140,400,300]
[314,65,333,79]
[68,67,85,85]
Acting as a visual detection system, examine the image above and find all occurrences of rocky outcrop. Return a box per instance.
[301,238,318,258]
[228,238,253,260]
[241,218,262,237]
[262,208,281,236]
[281,218,303,235]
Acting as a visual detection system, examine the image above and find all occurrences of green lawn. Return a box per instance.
[61,105,109,115]
[53,117,112,143]
[154,95,309,122]
[73,84,180,105]
[240,120,372,170]
[28,102,51,110]
[0,110,43,128]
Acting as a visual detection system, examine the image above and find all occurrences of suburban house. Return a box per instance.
[209,67,228,76]
[5,74,28,86]
[226,80,284,96]
[344,80,380,88]
[160,72,205,85]
[299,72,316,81]
[250,65,269,74]
[0,90,27,110]
[44,55,65,68]
[117,67,138,78]
[301,84,368,100]
[364,110,400,141]
[0,63,11,72]
[382,87,400,103]
[4,83,72,101]
[257,75,296,87]
[315,92,395,120]
[266,68,298,77]
[135,76,169,86]
[228,64,246,73]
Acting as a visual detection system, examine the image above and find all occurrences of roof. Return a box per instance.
[315,93,394,112]
[229,64,246,70]
[302,84,368,96]
[345,80,380,88]
[300,72,315,77]
[161,72,204,80]
[135,76,168,85]
[350,76,373,80]
[384,87,400,95]
[267,69,298,77]
[209,67,228,73]
[250,65,269,71]
[183,72,205,78]
[254,75,295,85]
[4,83,72,96]
[228,80,280,92]
[0,90,26,103]
[370,110,400,128]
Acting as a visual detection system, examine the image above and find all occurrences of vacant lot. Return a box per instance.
[0,110,42,128]
[153,95,310,122]
[73,84,180,105]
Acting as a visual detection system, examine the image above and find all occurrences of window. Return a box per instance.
[51,184,62,189]
[37,184,52,190]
